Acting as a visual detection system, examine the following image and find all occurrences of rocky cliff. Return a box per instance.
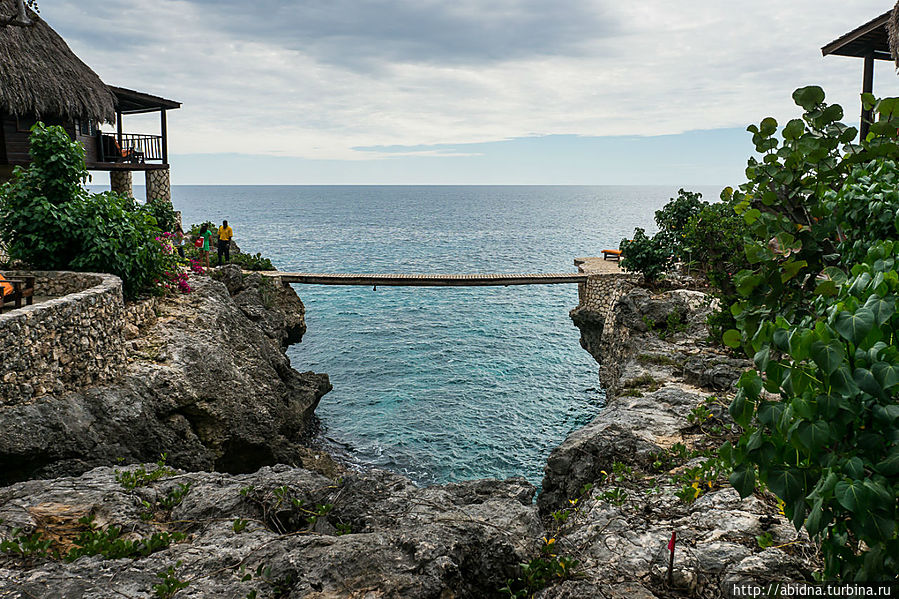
[0,465,540,598]
[0,271,823,598]
[0,266,330,484]
[537,283,819,598]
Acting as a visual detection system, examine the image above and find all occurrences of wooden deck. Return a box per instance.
[259,272,588,287]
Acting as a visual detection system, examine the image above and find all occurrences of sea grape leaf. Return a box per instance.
[766,467,805,503]
[730,465,756,498]
[853,368,880,397]
[723,329,742,348]
[797,420,831,451]
[804,497,829,537]
[863,295,896,326]
[793,86,825,109]
[854,510,895,544]
[875,447,899,476]
[872,362,899,389]
[810,341,845,375]
[833,309,874,345]
[835,479,868,512]
[844,457,864,479]
[829,366,860,397]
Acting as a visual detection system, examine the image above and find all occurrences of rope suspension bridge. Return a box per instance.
[257,272,588,287]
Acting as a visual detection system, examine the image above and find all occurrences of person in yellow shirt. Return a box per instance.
[217,219,233,266]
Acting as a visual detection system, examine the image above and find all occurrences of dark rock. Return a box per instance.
[0,276,329,484]
[212,263,245,295]
[0,465,540,599]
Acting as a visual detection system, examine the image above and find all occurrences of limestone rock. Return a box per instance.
[0,465,540,599]
[551,282,817,596]
[0,276,329,484]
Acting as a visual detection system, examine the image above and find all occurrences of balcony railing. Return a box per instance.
[97,132,164,164]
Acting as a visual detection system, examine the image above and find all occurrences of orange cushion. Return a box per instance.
[0,274,12,298]
[602,249,622,255]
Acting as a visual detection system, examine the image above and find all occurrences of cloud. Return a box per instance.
[183,0,620,68]
[43,0,899,169]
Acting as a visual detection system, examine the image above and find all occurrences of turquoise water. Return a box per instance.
[165,185,720,486]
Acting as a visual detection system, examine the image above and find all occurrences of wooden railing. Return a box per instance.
[97,132,164,163]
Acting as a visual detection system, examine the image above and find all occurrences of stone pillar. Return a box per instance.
[110,170,133,199]
[146,167,171,204]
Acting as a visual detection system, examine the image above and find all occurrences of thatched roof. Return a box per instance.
[891,3,899,70]
[0,0,116,122]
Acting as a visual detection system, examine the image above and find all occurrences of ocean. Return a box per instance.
[163,185,722,486]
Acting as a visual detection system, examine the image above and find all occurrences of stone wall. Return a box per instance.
[574,256,638,323]
[146,168,171,204]
[110,170,133,199]
[0,271,127,403]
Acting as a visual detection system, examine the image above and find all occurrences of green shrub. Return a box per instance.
[721,86,899,581]
[619,227,671,282]
[146,200,179,234]
[0,123,172,299]
[230,252,275,271]
[653,188,706,260]
[619,189,715,282]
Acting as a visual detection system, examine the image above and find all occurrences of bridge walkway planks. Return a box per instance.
[255,272,588,287]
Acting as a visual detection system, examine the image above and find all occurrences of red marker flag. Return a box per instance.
[668,531,676,552]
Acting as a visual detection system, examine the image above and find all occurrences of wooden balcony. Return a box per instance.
[89,132,169,171]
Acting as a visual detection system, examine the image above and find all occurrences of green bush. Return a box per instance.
[653,188,706,260]
[229,252,275,271]
[619,227,671,282]
[721,86,899,581]
[0,123,172,299]
[682,199,749,338]
[146,200,179,234]
[619,189,711,282]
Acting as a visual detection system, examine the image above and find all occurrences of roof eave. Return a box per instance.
[821,10,891,58]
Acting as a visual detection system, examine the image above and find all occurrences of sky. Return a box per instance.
[42,0,899,185]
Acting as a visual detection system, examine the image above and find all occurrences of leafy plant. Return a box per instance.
[231,252,275,271]
[233,518,249,533]
[115,455,175,490]
[756,531,774,549]
[146,200,179,234]
[653,188,707,259]
[620,227,671,283]
[620,189,710,282]
[0,123,174,299]
[66,515,185,561]
[500,538,581,598]
[0,528,55,559]
[159,483,192,510]
[153,561,189,598]
[721,87,899,581]
[597,487,627,506]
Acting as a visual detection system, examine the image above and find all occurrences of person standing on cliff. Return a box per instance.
[197,223,213,271]
[217,220,233,266]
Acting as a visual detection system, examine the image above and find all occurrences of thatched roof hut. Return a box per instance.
[0,0,115,123]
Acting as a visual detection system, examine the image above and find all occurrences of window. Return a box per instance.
[76,119,96,136]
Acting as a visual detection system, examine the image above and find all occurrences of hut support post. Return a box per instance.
[160,109,168,164]
[860,53,874,141]
[116,110,123,147]
[110,170,133,199]
[146,168,171,205]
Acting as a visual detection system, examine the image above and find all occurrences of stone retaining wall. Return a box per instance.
[574,257,638,324]
[0,271,127,403]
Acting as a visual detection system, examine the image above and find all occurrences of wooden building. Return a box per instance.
[822,10,894,140]
[0,0,180,202]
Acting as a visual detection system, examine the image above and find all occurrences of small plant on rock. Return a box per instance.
[153,561,189,598]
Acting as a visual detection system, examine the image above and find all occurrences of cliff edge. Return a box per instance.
[536,282,819,598]
[0,266,330,484]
